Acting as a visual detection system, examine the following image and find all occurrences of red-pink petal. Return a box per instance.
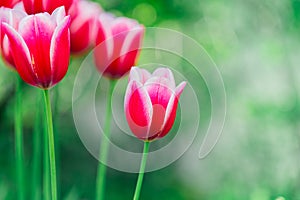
[0,8,26,68]
[44,0,73,14]
[18,14,55,87]
[114,27,144,76]
[70,20,90,53]
[1,22,37,86]
[68,0,101,54]
[104,18,140,77]
[50,16,70,87]
[124,80,153,140]
[94,14,116,76]
[0,0,20,8]
[23,0,43,14]
[94,25,112,77]
[159,81,186,137]
[145,77,174,109]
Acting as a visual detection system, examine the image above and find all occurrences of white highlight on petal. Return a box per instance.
[119,26,142,63]
[162,92,176,129]
[98,13,114,62]
[175,81,187,97]
[153,67,176,89]
[51,6,66,25]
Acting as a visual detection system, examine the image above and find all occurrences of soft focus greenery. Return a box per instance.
[1,0,300,199]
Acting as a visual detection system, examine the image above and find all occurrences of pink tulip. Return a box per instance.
[0,7,26,69]
[124,67,186,141]
[23,0,73,14]
[68,0,102,54]
[0,0,20,8]
[1,6,70,89]
[94,14,144,79]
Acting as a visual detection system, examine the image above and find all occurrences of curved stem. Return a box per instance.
[95,79,117,200]
[43,89,57,200]
[15,76,25,200]
[133,141,150,200]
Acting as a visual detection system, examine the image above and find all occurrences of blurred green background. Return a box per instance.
[1,0,300,199]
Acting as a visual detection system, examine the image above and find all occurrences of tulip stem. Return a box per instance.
[96,79,117,200]
[32,92,42,200]
[133,141,150,200]
[43,89,57,200]
[15,76,25,200]
[43,103,50,200]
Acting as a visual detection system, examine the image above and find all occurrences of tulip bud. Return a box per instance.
[1,6,71,89]
[0,7,26,69]
[68,0,102,54]
[124,67,186,141]
[23,0,73,14]
[0,0,20,8]
[94,14,144,79]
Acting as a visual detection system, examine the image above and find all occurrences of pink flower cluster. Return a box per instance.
[0,0,145,88]
[0,0,185,140]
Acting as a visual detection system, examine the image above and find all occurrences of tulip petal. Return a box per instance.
[159,81,186,138]
[152,67,176,89]
[23,0,43,14]
[114,27,144,76]
[51,6,66,25]
[129,67,151,84]
[70,19,90,53]
[44,0,73,14]
[50,16,70,86]
[144,77,175,138]
[0,8,26,68]
[145,77,174,108]
[124,80,153,140]
[105,18,136,77]
[111,17,138,36]
[69,0,100,54]
[94,13,114,76]
[18,14,56,88]
[175,81,186,97]
[0,0,18,8]
[1,22,37,85]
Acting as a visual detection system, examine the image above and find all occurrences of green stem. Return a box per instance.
[43,107,50,200]
[53,85,60,197]
[95,79,117,200]
[133,141,150,200]
[15,76,25,200]
[32,92,42,200]
[43,89,57,200]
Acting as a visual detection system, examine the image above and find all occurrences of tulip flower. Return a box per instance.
[0,0,20,8]
[94,13,144,79]
[1,7,71,89]
[0,7,26,68]
[124,67,186,200]
[1,7,70,200]
[23,0,73,14]
[94,14,144,200]
[68,0,102,54]
[125,67,186,141]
